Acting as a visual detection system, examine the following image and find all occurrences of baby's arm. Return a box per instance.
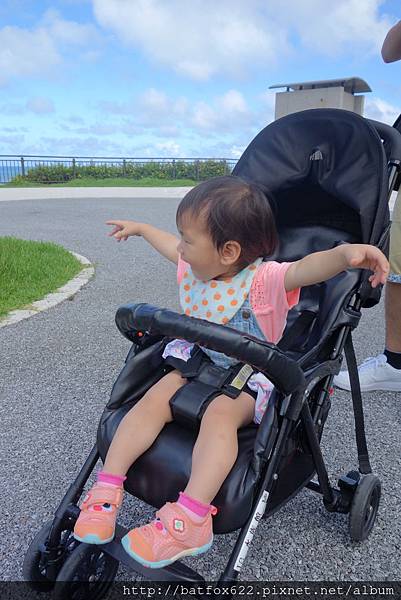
[106,219,180,264]
[284,244,389,292]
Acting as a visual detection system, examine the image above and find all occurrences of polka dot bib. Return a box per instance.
[179,257,263,325]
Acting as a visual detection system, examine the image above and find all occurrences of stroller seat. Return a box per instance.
[98,401,272,533]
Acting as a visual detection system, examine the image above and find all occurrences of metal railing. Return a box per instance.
[0,155,238,184]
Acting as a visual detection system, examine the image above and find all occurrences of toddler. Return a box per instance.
[73,176,389,569]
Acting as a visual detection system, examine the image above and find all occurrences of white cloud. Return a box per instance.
[228,144,246,159]
[0,134,25,149]
[92,0,394,81]
[155,140,182,156]
[137,89,188,125]
[95,87,274,151]
[191,90,264,133]
[29,135,122,156]
[0,98,55,115]
[219,90,248,115]
[65,115,85,125]
[0,26,61,85]
[26,97,55,114]
[192,101,217,130]
[1,126,27,133]
[92,0,288,81]
[266,0,392,57]
[62,123,117,135]
[97,87,263,136]
[0,102,24,115]
[364,97,401,125]
[0,10,101,85]
[42,9,98,46]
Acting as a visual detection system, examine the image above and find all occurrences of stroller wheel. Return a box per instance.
[53,543,119,600]
[348,474,381,542]
[23,520,79,592]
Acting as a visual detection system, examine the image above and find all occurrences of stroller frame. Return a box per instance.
[23,109,401,596]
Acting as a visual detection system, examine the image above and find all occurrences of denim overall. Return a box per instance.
[199,294,266,369]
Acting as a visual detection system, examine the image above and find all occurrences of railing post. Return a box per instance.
[122,159,126,177]
[72,158,76,178]
[173,159,176,179]
[195,159,199,180]
[20,157,25,177]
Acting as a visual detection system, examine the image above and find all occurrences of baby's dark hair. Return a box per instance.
[176,175,278,269]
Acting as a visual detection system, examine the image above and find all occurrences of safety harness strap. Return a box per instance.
[167,347,256,429]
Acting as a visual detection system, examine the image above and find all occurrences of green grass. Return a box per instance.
[0,237,83,318]
[4,177,197,187]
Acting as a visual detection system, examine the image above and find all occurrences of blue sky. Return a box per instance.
[0,0,400,158]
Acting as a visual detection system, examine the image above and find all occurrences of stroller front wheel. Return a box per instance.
[23,520,78,592]
[348,474,381,542]
[22,521,55,592]
[53,543,119,600]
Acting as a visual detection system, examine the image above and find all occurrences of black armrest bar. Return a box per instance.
[115,303,306,397]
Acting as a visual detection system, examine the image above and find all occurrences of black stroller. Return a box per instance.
[23,109,401,598]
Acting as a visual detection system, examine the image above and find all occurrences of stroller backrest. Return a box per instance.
[233,108,393,363]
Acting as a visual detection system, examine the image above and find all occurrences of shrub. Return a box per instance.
[9,159,234,184]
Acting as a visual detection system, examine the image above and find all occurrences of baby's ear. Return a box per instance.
[221,240,242,264]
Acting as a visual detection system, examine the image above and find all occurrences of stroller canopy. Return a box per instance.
[233,108,399,245]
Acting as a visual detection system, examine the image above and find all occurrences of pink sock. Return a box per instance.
[177,491,213,520]
[97,470,126,487]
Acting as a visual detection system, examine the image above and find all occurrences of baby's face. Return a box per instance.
[176,213,234,282]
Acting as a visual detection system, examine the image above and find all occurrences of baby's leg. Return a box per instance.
[120,390,255,566]
[184,391,255,504]
[103,369,187,475]
[74,369,187,544]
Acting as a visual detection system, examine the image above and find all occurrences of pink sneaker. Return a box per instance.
[73,483,124,544]
[121,501,217,568]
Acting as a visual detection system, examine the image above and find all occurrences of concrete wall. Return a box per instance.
[275,86,365,119]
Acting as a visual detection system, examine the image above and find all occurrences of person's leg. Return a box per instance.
[74,369,187,543]
[122,391,255,567]
[334,193,401,392]
[385,187,401,357]
[385,280,401,353]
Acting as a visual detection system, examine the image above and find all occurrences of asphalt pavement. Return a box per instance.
[0,194,400,584]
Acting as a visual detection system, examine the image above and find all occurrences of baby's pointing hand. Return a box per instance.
[106,220,142,242]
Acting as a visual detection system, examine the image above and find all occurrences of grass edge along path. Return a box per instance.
[4,177,197,188]
[0,237,83,317]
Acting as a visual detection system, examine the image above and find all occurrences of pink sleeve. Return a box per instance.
[261,261,300,310]
[177,256,190,284]
[251,261,301,344]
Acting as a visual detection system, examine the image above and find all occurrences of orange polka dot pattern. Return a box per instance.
[178,257,263,325]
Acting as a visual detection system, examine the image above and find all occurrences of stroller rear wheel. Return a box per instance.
[53,543,119,600]
[23,520,79,592]
[349,474,381,542]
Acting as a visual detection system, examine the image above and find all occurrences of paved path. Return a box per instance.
[0,194,400,583]
[0,186,192,201]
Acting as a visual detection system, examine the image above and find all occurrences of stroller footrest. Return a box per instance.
[108,524,205,581]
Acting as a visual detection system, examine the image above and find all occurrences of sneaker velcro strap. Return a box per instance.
[81,485,123,510]
[155,502,211,543]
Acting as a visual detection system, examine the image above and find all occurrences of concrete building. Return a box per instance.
[269,77,371,119]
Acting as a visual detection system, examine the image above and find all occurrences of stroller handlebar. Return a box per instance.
[115,302,306,397]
